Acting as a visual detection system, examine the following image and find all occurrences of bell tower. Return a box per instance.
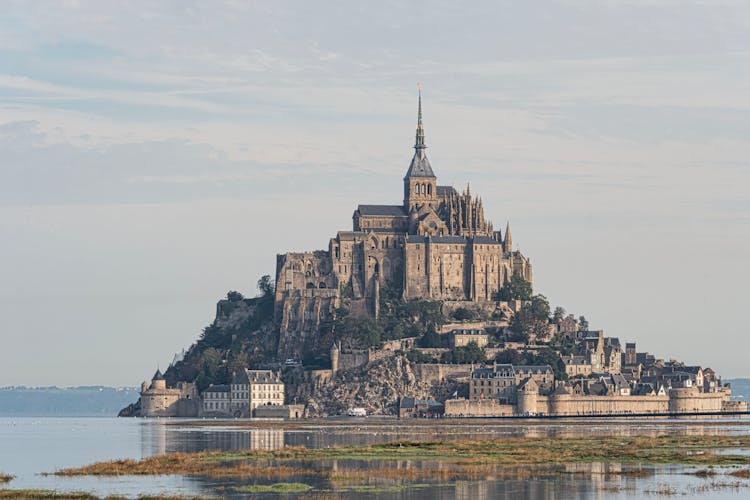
[404,83,437,211]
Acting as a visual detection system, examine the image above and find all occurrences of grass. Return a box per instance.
[0,492,205,500]
[50,434,750,480]
[233,483,312,493]
[0,491,97,499]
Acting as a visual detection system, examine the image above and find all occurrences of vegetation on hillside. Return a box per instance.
[494,275,533,301]
[164,276,277,391]
[308,272,447,368]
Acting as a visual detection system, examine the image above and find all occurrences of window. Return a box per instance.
[415,184,419,194]
[427,184,432,195]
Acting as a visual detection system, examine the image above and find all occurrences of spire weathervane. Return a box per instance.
[415,82,426,152]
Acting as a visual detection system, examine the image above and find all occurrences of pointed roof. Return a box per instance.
[405,84,435,179]
[152,369,164,381]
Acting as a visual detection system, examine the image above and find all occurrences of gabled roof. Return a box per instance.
[515,365,553,373]
[357,205,408,217]
[399,397,415,409]
[552,384,570,395]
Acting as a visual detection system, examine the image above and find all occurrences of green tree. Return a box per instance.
[452,307,476,321]
[226,290,245,302]
[553,306,567,322]
[578,315,589,331]
[419,323,444,348]
[508,295,551,343]
[495,275,533,301]
[257,275,274,297]
[406,349,437,363]
[494,348,523,364]
[440,342,486,364]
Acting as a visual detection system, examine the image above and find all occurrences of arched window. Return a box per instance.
[319,282,327,289]
[427,184,432,195]
[421,183,426,194]
[415,184,419,194]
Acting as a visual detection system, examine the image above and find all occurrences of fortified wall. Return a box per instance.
[445,386,737,417]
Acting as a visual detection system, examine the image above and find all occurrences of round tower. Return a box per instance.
[517,377,539,415]
[330,341,340,377]
[150,368,167,390]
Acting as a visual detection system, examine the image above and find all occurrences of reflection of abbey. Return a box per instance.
[275,90,532,359]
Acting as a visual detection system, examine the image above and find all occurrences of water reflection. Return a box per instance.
[142,417,750,457]
[2,417,750,499]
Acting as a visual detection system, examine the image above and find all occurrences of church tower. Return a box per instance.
[404,84,437,211]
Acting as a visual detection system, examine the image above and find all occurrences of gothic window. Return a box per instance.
[421,183,426,194]
[319,282,327,288]
[415,184,419,194]
[427,184,432,195]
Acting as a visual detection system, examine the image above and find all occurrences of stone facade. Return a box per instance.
[139,369,199,417]
[275,90,532,360]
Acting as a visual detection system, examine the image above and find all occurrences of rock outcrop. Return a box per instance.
[292,355,465,416]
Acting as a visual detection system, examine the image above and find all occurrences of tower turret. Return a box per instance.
[404,83,437,211]
[504,222,513,253]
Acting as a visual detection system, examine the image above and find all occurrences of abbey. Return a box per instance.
[274,90,533,359]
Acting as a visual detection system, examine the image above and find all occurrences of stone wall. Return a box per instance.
[254,404,305,419]
[445,398,514,417]
[413,363,475,384]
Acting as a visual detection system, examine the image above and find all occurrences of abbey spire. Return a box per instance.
[414,83,426,153]
[404,84,437,210]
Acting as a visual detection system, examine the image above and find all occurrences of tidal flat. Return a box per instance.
[45,434,750,497]
[6,417,750,498]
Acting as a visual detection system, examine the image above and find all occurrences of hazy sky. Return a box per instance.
[1,1,749,386]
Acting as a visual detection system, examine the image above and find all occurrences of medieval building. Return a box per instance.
[275,89,533,359]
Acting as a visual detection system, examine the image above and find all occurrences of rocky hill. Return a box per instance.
[291,355,465,416]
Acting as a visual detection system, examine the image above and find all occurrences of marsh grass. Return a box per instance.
[51,434,750,484]
[233,483,312,493]
[0,491,97,499]
[729,468,750,478]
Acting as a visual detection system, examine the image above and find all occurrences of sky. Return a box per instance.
[1,0,749,386]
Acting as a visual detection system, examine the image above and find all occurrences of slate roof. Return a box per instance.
[404,150,435,178]
[399,397,415,409]
[430,235,467,244]
[437,185,458,197]
[152,369,164,381]
[473,236,502,245]
[357,205,408,217]
[204,384,230,393]
[515,365,554,374]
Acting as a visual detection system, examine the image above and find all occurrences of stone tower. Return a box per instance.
[403,84,438,211]
[504,221,513,253]
[330,341,340,377]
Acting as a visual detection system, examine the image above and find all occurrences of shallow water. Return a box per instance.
[1,416,749,498]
